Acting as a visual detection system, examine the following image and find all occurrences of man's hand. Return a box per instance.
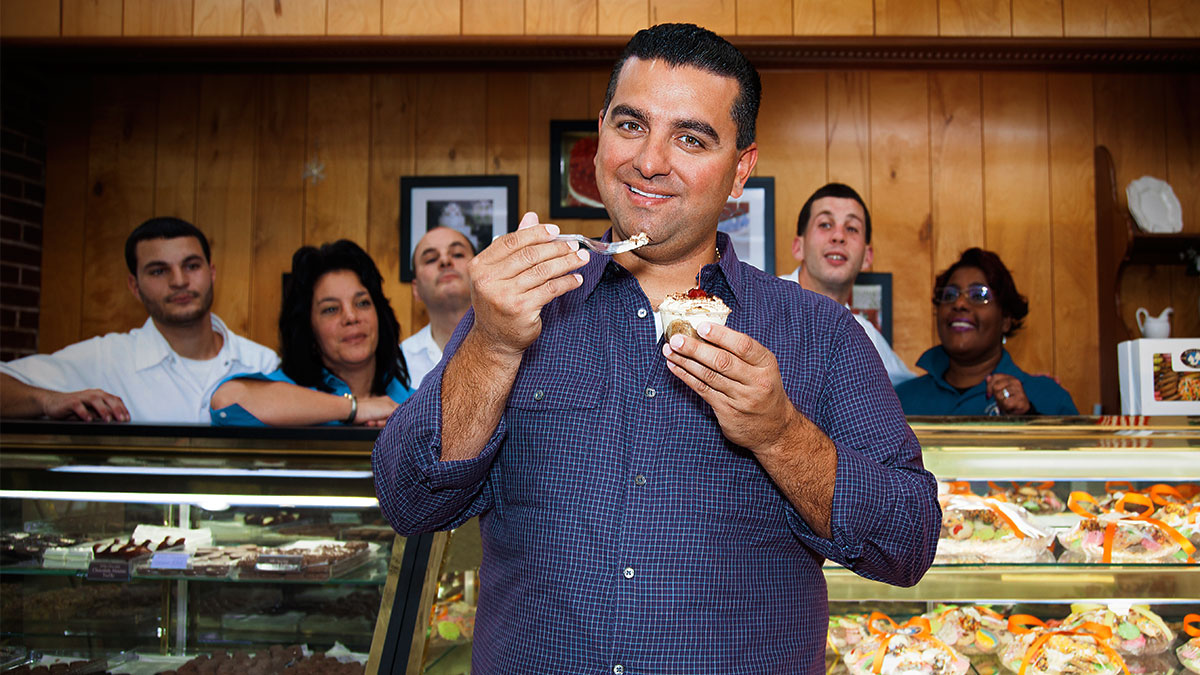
[466,212,590,358]
[40,388,131,422]
[986,373,1030,415]
[661,322,797,454]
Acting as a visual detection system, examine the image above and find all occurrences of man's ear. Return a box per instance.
[791,235,806,263]
[728,143,759,199]
[127,274,142,302]
[861,244,875,272]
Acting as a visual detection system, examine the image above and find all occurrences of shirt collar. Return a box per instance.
[133,314,230,372]
[916,345,1021,392]
[575,230,743,308]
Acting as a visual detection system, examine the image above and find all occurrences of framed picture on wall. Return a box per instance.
[851,272,894,346]
[399,175,519,281]
[718,177,774,274]
[549,120,607,219]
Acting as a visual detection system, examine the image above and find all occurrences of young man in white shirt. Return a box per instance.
[780,183,916,386]
[0,217,279,423]
[401,226,474,388]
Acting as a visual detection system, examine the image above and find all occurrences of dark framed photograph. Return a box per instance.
[399,175,519,281]
[550,120,607,219]
[718,177,775,274]
[851,272,894,346]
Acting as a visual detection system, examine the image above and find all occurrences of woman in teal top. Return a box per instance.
[896,248,1077,416]
[210,240,413,426]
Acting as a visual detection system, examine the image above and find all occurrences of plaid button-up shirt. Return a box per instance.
[374,233,939,674]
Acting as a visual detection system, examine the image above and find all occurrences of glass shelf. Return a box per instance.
[0,556,392,585]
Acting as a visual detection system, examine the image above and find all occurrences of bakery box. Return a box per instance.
[1117,338,1200,414]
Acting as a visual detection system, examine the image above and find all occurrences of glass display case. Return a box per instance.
[405,416,1200,675]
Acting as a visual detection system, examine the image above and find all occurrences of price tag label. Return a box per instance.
[86,560,131,581]
[150,552,190,570]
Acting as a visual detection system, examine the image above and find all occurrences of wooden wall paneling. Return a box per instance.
[793,0,873,35]
[981,72,1053,376]
[195,75,258,336]
[737,0,790,35]
[528,72,598,235]
[826,72,871,204]
[81,76,159,340]
[39,79,91,351]
[462,0,523,34]
[123,0,193,36]
[327,0,381,35]
[756,71,827,277]
[1150,0,1200,37]
[1012,0,1063,36]
[193,0,241,35]
[875,0,938,34]
[868,72,931,367]
[940,0,1011,36]
[487,72,532,208]
[413,73,488,177]
[153,75,199,220]
[1165,74,1199,337]
[1047,73,1098,411]
[249,75,308,350]
[244,0,326,35]
[650,0,735,34]
[572,70,614,238]
[304,74,372,248]
[598,0,647,34]
[929,72,984,273]
[383,0,460,34]
[61,0,122,36]
[1,0,61,36]
[1063,0,1149,36]
[527,0,596,34]
[366,74,418,339]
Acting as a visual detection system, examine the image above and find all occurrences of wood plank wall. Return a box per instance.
[35,69,1200,415]
[3,0,1200,37]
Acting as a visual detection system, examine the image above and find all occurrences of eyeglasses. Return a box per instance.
[933,283,992,306]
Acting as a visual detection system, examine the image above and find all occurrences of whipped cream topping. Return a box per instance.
[659,292,730,316]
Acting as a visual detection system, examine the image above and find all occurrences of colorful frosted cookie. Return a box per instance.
[922,605,1011,656]
[987,481,1065,515]
[842,617,970,675]
[1063,604,1174,656]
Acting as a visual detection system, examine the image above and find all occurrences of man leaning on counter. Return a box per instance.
[373,23,940,674]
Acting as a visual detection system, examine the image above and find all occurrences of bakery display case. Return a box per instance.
[403,416,1200,675]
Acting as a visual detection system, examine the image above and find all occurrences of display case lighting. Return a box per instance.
[48,466,373,479]
[0,489,379,509]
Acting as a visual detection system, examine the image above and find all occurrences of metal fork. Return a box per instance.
[553,233,648,255]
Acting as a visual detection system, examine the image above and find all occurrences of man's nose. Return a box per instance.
[830,225,846,242]
[168,266,187,286]
[633,136,669,179]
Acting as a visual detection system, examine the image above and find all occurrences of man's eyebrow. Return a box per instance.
[814,208,863,224]
[676,119,720,145]
[609,104,648,124]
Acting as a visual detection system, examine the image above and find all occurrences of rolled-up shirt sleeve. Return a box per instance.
[372,311,503,536]
[785,311,941,587]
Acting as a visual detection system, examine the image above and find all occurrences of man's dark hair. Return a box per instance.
[933,247,1029,337]
[125,217,212,274]
[796,183,872,244]
[601,23,761,150]
[280,240,410,393]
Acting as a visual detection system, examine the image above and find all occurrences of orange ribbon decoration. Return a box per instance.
[1177,484,1200,501]
[1183,614,1200,639]
[1104,481,1136,495]
[865,612,959,675]
[1007,616,1129,675]
[1148,484,1187,506]
[1067,491,1196,564]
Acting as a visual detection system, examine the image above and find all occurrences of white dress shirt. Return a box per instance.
[0,314,279,423]
[779,268,916,386]
[401,323,442,389]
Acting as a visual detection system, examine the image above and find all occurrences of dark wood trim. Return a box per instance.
[2,35,1197,73]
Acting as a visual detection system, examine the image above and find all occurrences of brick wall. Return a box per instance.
[0,70,47,362]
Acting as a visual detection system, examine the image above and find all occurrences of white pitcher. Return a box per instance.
[1136,307,1173,339]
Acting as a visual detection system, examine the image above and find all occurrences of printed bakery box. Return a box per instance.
[1118,339,1200,414]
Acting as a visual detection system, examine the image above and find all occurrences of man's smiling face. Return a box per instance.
[593,57,757,262]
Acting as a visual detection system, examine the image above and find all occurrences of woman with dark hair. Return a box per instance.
[896,247,1076,416]
[209,240,412,426]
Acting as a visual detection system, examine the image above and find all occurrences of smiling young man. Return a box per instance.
[401,226,475,388]
[374,24,939,674]
[0,217,278,423]
[782,183,916,386]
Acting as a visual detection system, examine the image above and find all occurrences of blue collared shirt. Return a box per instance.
[373,233,939,674]
[210,367,412,426]
[896,345,1078,416]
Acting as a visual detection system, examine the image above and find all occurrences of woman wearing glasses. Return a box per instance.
[896,248,1077,416]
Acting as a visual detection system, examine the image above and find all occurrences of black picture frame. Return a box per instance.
[399,175,519,281]
[549,120,608,219]
[718,176,775,274]
[851,272,894,346]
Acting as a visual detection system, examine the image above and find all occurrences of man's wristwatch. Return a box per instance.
[342,392,357,424]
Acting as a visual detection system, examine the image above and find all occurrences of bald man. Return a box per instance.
[402,226,475,388]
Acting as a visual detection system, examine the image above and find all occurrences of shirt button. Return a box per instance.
[634,475,646,486]
[622,566,635,579]
[218,411,227,418]
[645,388,656,398]
[636,308,647,318]
[613,666,624,675]
[533,390,544,401]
